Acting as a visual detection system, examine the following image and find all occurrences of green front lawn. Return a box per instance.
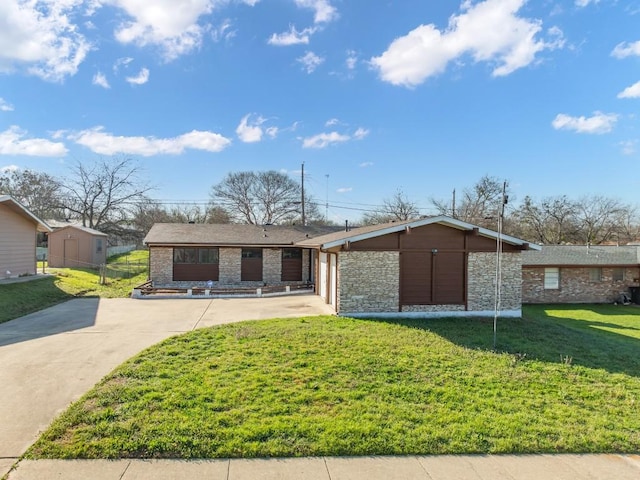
[27,305,640,459]
[0,250,148,324]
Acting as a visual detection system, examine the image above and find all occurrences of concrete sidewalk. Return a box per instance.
[6,454,640,480]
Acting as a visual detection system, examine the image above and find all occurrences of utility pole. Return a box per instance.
[301,162,306,226]
[325,174,329,221]
[452,188,456,218]
[493,180,508,351]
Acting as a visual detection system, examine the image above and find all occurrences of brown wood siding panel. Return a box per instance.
[466,234,520,252]
[401,224,465,250]
[400,252,432,304]
[282,258,302,281]
[433,252,465,304]
[173,264,219,281]
[242,258,263,281]
[351,233,400,250]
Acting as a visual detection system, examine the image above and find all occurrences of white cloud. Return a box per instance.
[346,50,358,70]
[551,112,618,134]
[111,0,214,61]
[619,140,636,155]
[71,126,231,156]
[353,127,369,140]
[266,126,279,138]
[212,19,235,43]
[298,51,324,73]
[295,0,338,24]
[1,164,20,173]
[575,0,599,7]
[371,0,563,87]
[0,126,68,156]
[113,57,134,73]
[268,26,314,46]
[236,114,269,143]
[336,187,352,193]
[0,98,14,112]
[611,41,640,59]
[126,67,150,85]
[618,81,640,99]
[241,0,261,6]
[0,0,91,82]
[325,118,340,126]
[93,72,110,89]
[359,161,374,167]
[302,131,350,148]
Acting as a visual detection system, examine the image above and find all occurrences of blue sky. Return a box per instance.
[1,0,639,222]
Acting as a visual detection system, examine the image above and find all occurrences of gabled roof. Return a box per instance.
[143,223,340,247]
[50,224,108,237]
[0,195,51,233]
[296,215,540,250]
[522,245,640,266]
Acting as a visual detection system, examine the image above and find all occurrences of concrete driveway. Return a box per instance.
[0,295,334,476]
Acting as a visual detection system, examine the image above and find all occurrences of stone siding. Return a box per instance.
[338,251,399,313]
[149,246,311,288]
[523,267,640,304]
[149,247,173,285]
[263,248,281,284]
[401,305,465,313]
[467,252,522,311]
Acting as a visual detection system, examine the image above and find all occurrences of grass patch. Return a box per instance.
[27,306,640,459]
[0,250,148,324]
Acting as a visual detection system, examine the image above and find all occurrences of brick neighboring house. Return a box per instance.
[296,216,539,318]
[143,223,338,288]
[522,245,640,304]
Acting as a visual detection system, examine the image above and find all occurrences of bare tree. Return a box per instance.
[211,170,313,225]
[361,190,420,225]
[61,158,153,236]
[431,175,509,229]
[0,168,65,220]
[574,195,628,245]
[511,195,578,244]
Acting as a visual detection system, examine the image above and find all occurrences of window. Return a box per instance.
[612,268,625,282]
[173,248,197,264]
[282,248,302,259]
[96,238,103,254]
[173,247,219,281]
[242,248,263,259]
[589,268,602,282]
[544,268,559,289]
[198,248,219,264]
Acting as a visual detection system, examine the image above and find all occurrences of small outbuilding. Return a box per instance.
[297,216,539,318]
[0,195,51,278]
[48,225,108,268]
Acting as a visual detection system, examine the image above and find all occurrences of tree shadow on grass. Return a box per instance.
[364,309,640,378]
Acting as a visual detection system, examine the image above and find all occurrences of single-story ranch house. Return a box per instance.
[522,245,640,304]
[143,217,539,317]
[143,223,338,288]
[0,195,51,279]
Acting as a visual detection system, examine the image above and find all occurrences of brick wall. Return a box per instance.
[263,248,281,284]
[467,252,522,311]
[149,247,173,285]
[523,266,640,303]
[337,251,399,313]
